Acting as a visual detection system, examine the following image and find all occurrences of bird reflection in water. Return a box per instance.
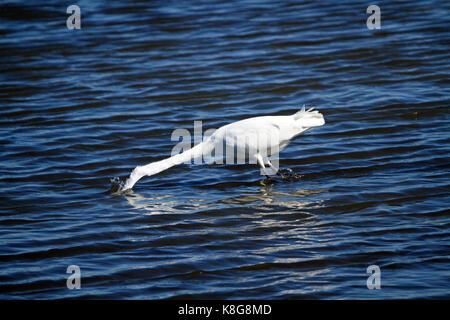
[123,180,327,214]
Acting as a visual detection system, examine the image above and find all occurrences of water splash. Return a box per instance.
[110,177,128,194]
[276,168,303,181]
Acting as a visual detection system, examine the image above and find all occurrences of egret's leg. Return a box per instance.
[255,154,270,179]
[266,159,278,175]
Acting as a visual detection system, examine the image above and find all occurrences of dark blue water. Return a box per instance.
[1,0,449,299]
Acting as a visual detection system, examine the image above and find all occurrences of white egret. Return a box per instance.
[113,106,324,192]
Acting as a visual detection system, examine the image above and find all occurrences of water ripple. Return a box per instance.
[0,0,449,299]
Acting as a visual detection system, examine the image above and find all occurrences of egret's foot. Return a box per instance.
[110,177,127,194]
[277,168,301,181]
[261,175,274,185]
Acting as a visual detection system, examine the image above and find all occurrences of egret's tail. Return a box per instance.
[121,141,209,191]
[293,106,325,127]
